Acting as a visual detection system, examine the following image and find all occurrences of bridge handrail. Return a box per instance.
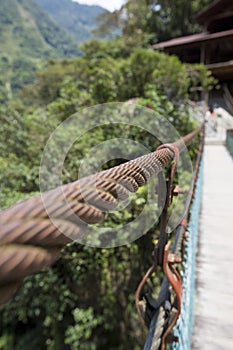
[136,124,204,349]
[0,124,203,308]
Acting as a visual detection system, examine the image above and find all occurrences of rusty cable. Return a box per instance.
[136,125,205,349]
[0,125,203,305]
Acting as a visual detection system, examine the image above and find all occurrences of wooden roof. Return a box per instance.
[153,29,233,50]
[207,61,233,80]
[196,0,233,33]
[153,1,233,81]
[197,0,233,27]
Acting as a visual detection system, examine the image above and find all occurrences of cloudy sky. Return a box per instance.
[73,0,126,12]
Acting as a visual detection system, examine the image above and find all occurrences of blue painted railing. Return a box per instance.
[172,158,204,350]
[226,129,233,157]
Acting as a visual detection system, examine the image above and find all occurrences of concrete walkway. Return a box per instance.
[192,144,233,349]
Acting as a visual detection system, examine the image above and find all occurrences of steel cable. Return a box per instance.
[141,126,204,349]
[0,125,203,305]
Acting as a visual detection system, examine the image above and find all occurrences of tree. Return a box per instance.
[155,0,213,40]
[0,5,216,346]
[96,0,213,49]
[95,0,159,50]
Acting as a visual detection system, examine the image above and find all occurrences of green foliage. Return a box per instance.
[186,63,218,100]
[65,308,102,350]
[155,0,213,41]
[80,38,128,60]
[95,0,157,50]
[0,0,80,97]
[124,48,189,99]
[21,48,215,110]
[35,0,107,43]
[96,0,213,48]
[0,4,215,348]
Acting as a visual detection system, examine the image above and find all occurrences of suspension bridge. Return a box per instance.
[0,106,232,349]
[193,110,233,350]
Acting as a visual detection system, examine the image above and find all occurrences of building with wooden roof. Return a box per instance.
[153,0,233,110]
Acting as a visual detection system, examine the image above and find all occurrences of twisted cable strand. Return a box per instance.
[0,126,203,305]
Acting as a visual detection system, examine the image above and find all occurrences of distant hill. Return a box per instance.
[0,0,82,95]
[35,0,107,43]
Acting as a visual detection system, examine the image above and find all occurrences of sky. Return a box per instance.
[73,0,126,12]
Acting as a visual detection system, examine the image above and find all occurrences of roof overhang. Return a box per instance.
[196,0,233,26]
[153,29,233,50]
[207,61,233,80]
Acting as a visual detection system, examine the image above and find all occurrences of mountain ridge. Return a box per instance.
[35,0,107,43]
[0,0,106,96]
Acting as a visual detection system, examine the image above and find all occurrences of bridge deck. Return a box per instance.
[192,144,233,349]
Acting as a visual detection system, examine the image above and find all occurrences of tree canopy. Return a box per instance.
[96,0,213,48]
[0,1,216,348]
